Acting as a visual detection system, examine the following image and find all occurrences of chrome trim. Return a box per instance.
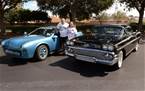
[5,49,20,56]
[117,37,140,51]
[115,36,132,47]
[65,50,118,65]
[65,47,118,65]
[67,46,115,55]
[65,50,74,57]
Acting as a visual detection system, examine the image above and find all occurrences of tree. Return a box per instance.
[111,11,128,19]
[18,9,31,23]
[5,9,31,24]
[4,9,19,24]
[5,9,50,24]
[0,0,28,34]
[96,12,110,24]
[36,0,114,21]
[119,0,145,31]
[98,12,110,20]
[30,11,48,22]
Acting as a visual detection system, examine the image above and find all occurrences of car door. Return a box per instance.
[46,29,60,51]
[123,28,136,55]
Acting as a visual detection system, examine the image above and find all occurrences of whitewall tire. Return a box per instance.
[115,51,123,69]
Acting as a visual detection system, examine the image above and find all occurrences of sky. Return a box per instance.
[23,1,145,17]
[23,1,39,10]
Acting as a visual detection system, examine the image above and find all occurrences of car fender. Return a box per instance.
[31,42,51,58]
[22,40,51,58]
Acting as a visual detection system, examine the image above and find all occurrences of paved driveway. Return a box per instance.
[0,44,144,91]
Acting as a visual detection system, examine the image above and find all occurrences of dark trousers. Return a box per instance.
[60,37,68,49]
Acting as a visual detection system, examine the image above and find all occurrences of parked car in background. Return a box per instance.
[1,26,61,60]
[65,25,141,69]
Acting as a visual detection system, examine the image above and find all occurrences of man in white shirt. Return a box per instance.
[57,18,69,49]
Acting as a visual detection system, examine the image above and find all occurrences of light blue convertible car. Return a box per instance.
[1,26,61,60]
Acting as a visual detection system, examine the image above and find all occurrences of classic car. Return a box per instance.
[65,25,141,69]
[1,26,61,60]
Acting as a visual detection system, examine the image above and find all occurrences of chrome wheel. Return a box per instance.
[134,43,139,51]
[117,51,123,69]
[36,45,48,60]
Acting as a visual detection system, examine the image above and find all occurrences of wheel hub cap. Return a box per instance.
[40,47,47,58]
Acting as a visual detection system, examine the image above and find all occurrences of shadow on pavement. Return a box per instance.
[0,55,45,66]
[50,57,117,77]
[0,56,28,66]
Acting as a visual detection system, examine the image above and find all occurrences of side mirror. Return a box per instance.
[52,35,58,39]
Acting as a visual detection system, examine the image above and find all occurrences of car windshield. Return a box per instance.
[29,28,54,37]
[92,26,123,35]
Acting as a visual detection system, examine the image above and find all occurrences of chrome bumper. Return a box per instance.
[65,46,118,66]
[3,48,30,59]
[4,49,21,56]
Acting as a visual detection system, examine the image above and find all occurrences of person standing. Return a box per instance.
[67,21,78,40]
[57,18,69,49]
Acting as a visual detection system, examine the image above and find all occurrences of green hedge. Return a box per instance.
[6,23,145,35]
[6,23,57,34]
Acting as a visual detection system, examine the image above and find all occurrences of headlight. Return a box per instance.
[1,40,8,47]
[1,41,5,46]
[102,45,108,50]
[102,44,114,51]
[66,41,74,46]
[108,45,114,51]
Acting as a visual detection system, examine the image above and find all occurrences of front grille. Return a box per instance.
[68,47,114,60]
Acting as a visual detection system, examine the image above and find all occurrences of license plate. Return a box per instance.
[5,50,20,56]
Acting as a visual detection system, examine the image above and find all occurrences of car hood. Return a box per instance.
[75,34,121,44]
[3,35,45,49]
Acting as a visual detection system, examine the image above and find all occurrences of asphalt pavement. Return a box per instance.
[0,44,144,91]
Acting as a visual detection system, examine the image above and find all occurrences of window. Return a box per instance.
[29,28,54,37]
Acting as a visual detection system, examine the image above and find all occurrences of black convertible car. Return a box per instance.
[65,25,141,69]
